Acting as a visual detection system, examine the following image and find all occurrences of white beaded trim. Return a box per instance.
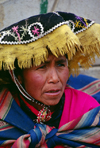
[74,20,95,35]
[0,21,68,45]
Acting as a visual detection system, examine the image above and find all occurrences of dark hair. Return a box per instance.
[0,59,22,91]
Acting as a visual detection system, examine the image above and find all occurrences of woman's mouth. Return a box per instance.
[45,89,61,96]
[47,90,59,93]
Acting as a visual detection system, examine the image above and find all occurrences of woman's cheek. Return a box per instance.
[25,72,45,88]
[62,68,69,82]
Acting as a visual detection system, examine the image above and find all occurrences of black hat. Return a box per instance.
[0,11,100,75]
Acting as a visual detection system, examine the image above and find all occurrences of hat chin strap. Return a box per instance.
[9,69,52,123]
[9,69,47,106]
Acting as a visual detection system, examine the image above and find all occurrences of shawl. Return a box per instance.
[67,74,100,103]
[0,86,100,148]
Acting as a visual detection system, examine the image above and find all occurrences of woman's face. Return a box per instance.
[20,54,69,106]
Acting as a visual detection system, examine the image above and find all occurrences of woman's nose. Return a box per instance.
[48,67,59,84]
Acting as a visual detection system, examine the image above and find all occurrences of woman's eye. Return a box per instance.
[36,64,46,69]
[40,65,46,68]
[57,63,65,67]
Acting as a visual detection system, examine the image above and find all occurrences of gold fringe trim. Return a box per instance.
[68,51,95,76]
[0,23,100,76]
[0,25,82,70]
[77,23,100,56]
[69,23,100,76]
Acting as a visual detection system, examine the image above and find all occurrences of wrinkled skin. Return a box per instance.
[19,53,69,107]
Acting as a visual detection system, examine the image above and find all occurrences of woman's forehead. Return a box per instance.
[46,53,66,61]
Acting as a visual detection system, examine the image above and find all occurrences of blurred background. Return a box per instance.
[0,0,100,78]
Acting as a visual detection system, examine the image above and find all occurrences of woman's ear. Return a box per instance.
[17,75,23,84]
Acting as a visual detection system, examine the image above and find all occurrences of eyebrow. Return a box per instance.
[45,58,67,64]
[56,59,67,63]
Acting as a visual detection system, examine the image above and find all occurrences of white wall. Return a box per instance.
[51,0,100,23]
[0,0,100,30]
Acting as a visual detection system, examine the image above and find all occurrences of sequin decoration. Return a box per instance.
[36,106,51,123]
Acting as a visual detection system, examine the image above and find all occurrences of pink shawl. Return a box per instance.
[59,86,99,128]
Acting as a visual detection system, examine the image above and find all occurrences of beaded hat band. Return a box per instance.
[0,11,100,75]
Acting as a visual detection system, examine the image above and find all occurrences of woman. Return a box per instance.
[0,11,100,147]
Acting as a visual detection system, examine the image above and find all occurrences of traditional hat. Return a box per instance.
[0,11,100,75]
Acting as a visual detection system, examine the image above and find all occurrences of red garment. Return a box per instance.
[13,86,100,128]
[59,86,100,128]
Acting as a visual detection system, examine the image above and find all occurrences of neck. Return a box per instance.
[25,97,58,112]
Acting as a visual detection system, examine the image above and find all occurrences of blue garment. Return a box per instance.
[67,74,100,103]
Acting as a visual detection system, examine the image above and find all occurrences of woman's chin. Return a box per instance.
[43,98,61,106]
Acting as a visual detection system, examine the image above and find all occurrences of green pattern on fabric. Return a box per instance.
[40,0,48,14]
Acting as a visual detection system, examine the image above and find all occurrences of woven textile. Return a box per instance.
[0,88,100,148]
[67,74,100,103]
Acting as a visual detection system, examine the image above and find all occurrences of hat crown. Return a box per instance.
[0,11,94,44]
[0,12,65,44]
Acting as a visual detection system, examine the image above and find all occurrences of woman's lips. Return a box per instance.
[45,89,61,96]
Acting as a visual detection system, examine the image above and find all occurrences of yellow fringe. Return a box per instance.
[77,24,100,55]
[0,25,82,70]
[0,23,100,76]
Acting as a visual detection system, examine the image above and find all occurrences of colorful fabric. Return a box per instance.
[59,86,99,127]
[15,94,64,128]
[0,87,100,147]
[67,74,100,103]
